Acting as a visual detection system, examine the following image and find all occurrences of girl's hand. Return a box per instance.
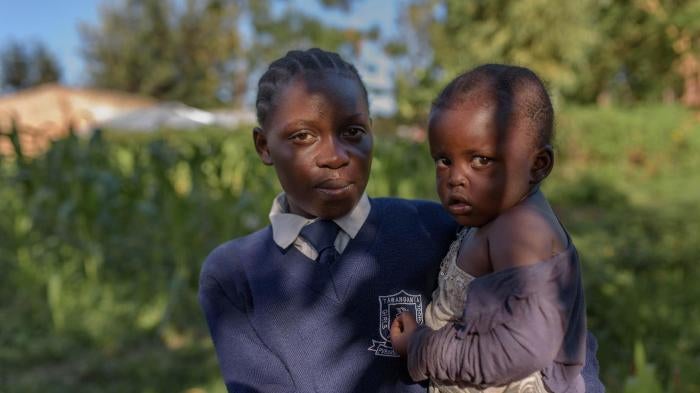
[390,312,418,356]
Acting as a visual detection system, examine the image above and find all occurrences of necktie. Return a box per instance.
[300,219,340,264]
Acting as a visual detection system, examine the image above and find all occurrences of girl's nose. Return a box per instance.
[317,135,350,169]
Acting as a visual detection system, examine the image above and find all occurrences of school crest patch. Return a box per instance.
[368,290,423,357]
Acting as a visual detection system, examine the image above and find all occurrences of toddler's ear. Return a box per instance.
[530,145,553,184]
[253,127,273,165]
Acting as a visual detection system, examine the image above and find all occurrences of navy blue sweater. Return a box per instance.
[199,198,458,392]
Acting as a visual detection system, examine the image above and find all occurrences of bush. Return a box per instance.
[1,104,699,392]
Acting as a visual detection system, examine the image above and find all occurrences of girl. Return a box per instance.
[199,48,458,393]
[390,64,599,393]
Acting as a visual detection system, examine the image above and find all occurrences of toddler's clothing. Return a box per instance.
[424,228,547,393]
[409,226,589,393]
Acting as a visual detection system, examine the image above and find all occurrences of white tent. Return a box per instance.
[97,102,216,131]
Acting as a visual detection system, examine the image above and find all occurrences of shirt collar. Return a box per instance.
[269,192,371,249]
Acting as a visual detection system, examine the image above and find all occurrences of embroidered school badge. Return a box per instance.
[368,290,423,357]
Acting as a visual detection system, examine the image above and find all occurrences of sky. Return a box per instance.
[0,0,402,85]
[0,0,100,85]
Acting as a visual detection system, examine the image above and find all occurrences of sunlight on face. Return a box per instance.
[256,74,373,219]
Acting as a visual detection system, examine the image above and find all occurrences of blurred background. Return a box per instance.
[1,0,699,392]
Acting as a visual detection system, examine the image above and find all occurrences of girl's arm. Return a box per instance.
[199,260,294,392]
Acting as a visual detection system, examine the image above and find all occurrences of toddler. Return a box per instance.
[391,64,594,393]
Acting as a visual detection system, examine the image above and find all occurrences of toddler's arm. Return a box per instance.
[405,294,564,388]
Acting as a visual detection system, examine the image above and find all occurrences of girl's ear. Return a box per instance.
[253,127,273,165]
[530,145,553,184]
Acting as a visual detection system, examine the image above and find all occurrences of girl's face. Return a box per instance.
[254,74,372,219]
[428,99,539,227]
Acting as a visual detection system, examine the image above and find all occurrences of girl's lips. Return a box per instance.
[317,184,353,196]
[316,177,351,187]
[316,179,354,197]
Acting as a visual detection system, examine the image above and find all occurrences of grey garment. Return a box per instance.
[407,241,603,393]
[582,332,606,393]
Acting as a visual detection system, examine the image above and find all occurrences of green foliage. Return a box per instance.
[1,104,700,392]
[392,0,597,123]
[246,0,374,73]
[623,342,664,393]
[575,0,700,104]
[78,0,378,107]
[390,0,700,123]
[546,104,700,393]
[80,0,243,107]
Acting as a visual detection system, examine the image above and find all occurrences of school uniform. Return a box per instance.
[199,194,458,392]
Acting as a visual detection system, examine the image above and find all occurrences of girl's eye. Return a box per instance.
[471,156,492,168]
[341,126,367,139]
[289,130,316,143]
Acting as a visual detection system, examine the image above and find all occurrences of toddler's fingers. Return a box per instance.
[396,312,411,322]
[391,316,403,331]
[390,320,402,338]
[399,313,418,331]
[396,312,417,326]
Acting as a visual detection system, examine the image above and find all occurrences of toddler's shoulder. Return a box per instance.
[486,203,566,271]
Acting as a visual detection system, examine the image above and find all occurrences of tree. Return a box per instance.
[574,0,679,104]
[33,44,62,85]
[1,41,61,92]
[389,0,700,115]
[388,0,598,124]
[0,42,30,91]
[247,0,368,71]
[79,0,375,108]
[80,0,243,107]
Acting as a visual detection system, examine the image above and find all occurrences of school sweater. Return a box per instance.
[199,197,459,393]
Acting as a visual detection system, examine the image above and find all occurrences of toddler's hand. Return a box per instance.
[390,312,418,356]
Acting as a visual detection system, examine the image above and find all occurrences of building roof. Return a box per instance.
[0,83,155,155]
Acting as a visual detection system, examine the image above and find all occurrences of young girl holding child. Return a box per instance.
[199,49,603,392]
[390,64,601,393]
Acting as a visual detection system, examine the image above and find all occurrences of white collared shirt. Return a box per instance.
[269,192,371,260]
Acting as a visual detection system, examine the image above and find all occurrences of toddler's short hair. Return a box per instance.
[432,64,554,148]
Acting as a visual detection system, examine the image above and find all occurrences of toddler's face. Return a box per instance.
[428,100,536,227]
[254,74,372,219]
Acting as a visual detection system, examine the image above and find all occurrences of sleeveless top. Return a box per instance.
[424,228,548,393]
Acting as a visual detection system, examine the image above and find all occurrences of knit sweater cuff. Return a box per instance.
[406,325,433,382]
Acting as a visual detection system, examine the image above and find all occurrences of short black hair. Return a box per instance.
[255,48,369,126]
[432,64,554,147]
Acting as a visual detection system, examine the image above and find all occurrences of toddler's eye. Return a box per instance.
[471,156,492,168]
[434,157,451,167]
